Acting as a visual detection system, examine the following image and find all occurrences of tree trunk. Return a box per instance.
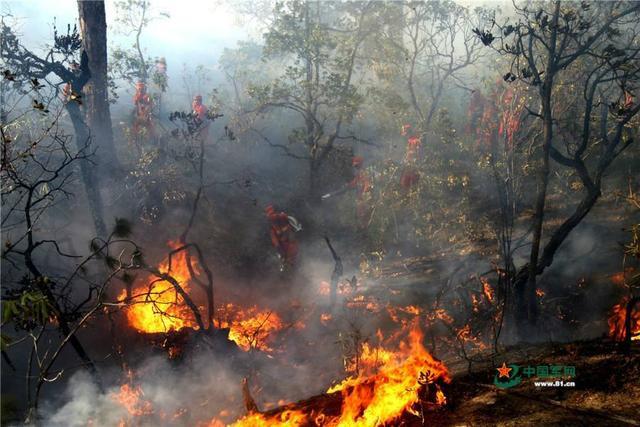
[517,1,561,337]
[66,101,108,239]
[513,187,600,333]
[309,157,323,202]
[304,1,319,203]
[519,83,552,333]
[77,0,120,172]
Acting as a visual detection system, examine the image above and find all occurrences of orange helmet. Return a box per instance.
[136,80,147,96]
[352,156,364,168]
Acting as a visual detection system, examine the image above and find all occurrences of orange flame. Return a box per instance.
[111,383,153,417]
[320,313,333,325]
[119,243,284,352]
[318,281,331,296]
[608,296,640,341]
[226,409,308,427]
[611,268,635,286]
[471,294,480,312]
[215,303,284,352]
[346,295,381,312]
[118,241,198,333]
[211,323,449,426]
[327,323,449,426]
[387,305,422,328]
[456,324,488,351]
[611,272,626,286]
[482,279,494,303]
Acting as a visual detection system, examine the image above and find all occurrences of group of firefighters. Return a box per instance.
[132,83,209,140]
[61,53,636,270]
[126,68,427,270]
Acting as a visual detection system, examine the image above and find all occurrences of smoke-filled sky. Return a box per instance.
[2,0,507,60]
[2,0,254,73]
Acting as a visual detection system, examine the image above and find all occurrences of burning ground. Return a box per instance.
[24,232,639,427]
[2,0,640,425]
[3,179,639,426]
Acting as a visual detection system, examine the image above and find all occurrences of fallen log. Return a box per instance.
[236,375,448,426]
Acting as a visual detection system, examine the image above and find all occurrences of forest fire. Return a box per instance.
[225,409,308,427]
[481,278,494,303]
[608,296,640,341]
[345,295,380,312]
[4,1,640,426]
[111,383,153,418]
[223,322,449,426]
[610,267,636,286]
[327,324,449,425]
[215,303,285,352]
[119,241,197,333]
[119,243,285,352]
[320,313,333,325]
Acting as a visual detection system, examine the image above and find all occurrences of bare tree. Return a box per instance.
[475,0,640,334]
[0,80,142,420]
[376,0,491,134]
[1,20,109,238]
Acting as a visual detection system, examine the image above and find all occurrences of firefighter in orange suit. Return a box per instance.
[265,205,301,267]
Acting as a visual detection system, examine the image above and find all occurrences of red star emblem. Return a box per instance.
[497,362,512,379]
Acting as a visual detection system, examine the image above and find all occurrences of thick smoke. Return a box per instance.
[2,0,638,425]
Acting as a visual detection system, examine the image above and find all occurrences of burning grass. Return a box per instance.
[111,383,153,418]
[221,322,450,426]
[326,323,449,426]
[608,296,640,341]
[118,241,197,333]
[215,303,284,352]
[110,240,635,426]
[118,241,287,353]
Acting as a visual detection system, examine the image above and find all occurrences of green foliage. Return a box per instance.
[52,23,82,57]
[1,289,53,330]
[219,42,264,76]
[248,0,368,151]
[0,334,12,352]
[110,0,169,85]
[218,41,267,113]
[109,46,152,85]
[263,1,332,57]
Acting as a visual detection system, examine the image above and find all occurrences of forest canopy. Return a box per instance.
[1,1,639,426]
